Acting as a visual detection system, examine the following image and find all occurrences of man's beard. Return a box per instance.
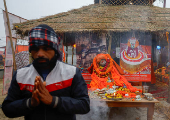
[33,57,50,68]
[33,55,57,69]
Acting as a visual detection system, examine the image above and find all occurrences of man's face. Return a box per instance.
[31,46,55,64]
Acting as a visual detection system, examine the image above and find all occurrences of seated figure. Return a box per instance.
[87,53,141,93]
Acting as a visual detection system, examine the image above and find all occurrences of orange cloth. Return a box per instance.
[90,73,113,90]
[63,47,65,62]
[88,54,141,93]
[15,45,29,53]
[112,60,124,75]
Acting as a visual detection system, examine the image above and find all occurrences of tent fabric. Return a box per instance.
[15,51,29,69]
[15,45,29,53]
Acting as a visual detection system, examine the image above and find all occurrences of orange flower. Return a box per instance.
[93,54,113,76]
[88,53,142,93]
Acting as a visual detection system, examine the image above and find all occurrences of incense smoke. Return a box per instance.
[76,100,110,120]
[76,100,147,120]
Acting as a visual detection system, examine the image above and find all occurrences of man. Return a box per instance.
[2,24,90,120]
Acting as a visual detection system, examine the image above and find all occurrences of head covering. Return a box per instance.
[29,24,59,53]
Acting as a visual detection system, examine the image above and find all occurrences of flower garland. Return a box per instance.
[93,54,114,77]
[89,53,142,93]
[100,58,110,72]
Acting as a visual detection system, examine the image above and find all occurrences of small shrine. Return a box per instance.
[87,53,142,100]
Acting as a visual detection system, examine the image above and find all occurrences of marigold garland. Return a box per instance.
[93,54,113,76]
[88,53,142,93]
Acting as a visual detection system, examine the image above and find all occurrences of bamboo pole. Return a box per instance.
[29,52,33,64]
[163,0,166,8]
[72,46,74,65]
[108,31,112,54]
[166,32,170,103]
[3,0,16,71]
[66,46,68,63]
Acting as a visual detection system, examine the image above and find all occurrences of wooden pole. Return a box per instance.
[66,46,68,63]
[3,0,16,71]
[166,32,170,103]
[108,31,112,54]
[29,53,33,64]
[72,46,74,65]
[163,0,166,8]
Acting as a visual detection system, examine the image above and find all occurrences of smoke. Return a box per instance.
[76,100,147,120]
[76,90,147,120]
[76,100,110,120]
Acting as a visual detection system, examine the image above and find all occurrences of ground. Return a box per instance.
[0,79,170,120]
